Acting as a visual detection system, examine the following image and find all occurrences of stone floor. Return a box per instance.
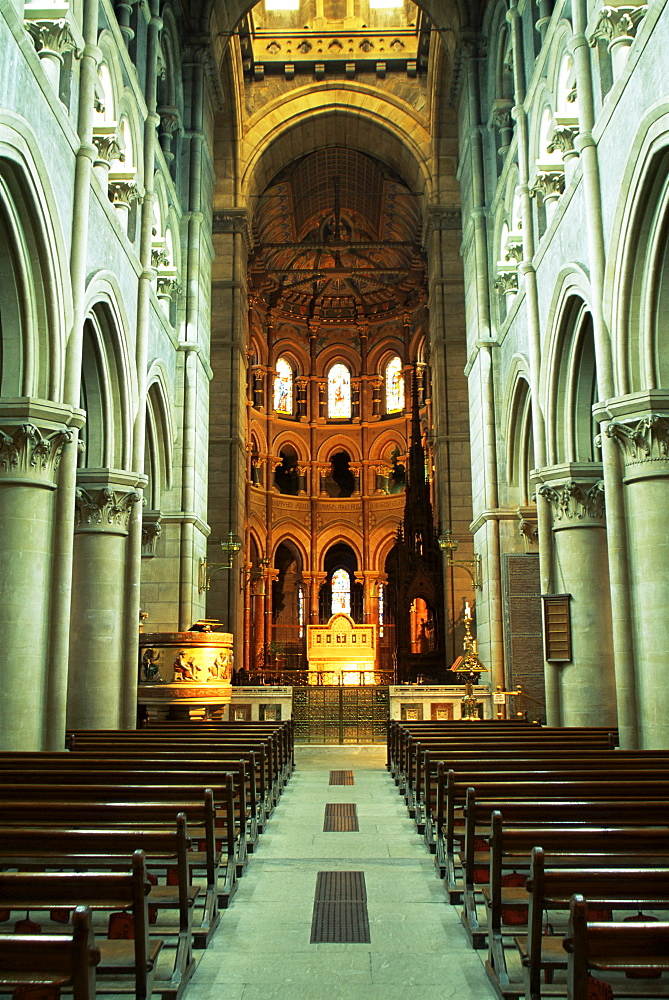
[186,744,493,1000]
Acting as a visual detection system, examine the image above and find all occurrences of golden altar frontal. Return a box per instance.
[307,613,377,684]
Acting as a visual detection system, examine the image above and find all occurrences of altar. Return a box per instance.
[306,612,378,684]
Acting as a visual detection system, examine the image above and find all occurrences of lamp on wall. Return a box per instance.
[438,529,483,591]
[198,532,243,593]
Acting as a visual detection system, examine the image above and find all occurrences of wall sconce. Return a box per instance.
[198,532,243,593]
[438,529,483,591]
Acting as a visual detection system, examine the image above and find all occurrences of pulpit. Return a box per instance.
[138,626,233,719]
[306,613,377,684]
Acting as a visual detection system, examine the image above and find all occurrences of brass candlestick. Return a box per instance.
[454,602,486,719]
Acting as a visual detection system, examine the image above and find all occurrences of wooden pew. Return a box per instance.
[0,821,196,1000]
[563,894,669,1000]
[443,773,669,887]
[0,778,242,908]
[0,851,161,999]
[0,763,252,873]
[428,753,669,857]
[399,732,619,811]
[0,906,100,1000]
[514,847,669,1000]
[460,793,669,949]
[0,790,227,938]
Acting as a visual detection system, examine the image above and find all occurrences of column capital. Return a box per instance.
[142,510,163,556]
[589,5,648,46]
[0,399,84,487]
[74,469,144,534]
[536,478,605,525]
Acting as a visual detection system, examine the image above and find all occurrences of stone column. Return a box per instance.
[536,465,616,727]
[0,404,77,749]
[67,470,142,729]
[604,398,669,747]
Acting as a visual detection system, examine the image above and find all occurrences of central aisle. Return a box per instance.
[189,745,492,1000]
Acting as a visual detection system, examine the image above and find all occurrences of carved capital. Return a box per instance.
[0,423,73,484]
[142,511,163,556]
[589,5,648,45]
[547,123,579,156]
[530,171,565,200]
[503,236,524,264]
[158,109,181,137]
[74,486,142,532]
[151,245,170,268]
[424,205,462,236]
[494,270,518,295]
[26,17,80,57]
[108,177,140,206]
[538,479,605,521]
[92,127,123,166]
[156,274,181,299]
[212,210,253,251]
[605,413,669,465]
[518,517,539,543]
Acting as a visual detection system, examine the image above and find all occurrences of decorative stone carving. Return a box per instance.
[108,177,140,207]
[212,210,253,252]
[489,98,514,156]
[494,270,519,296]
[547,123,579,157]
[0,423,73,483]
[74,486,142,531]
[589,5,648,45]
[530,171,565,201]
[25,17,79,57]
[142,511,162,556]
[25,16,80,95]
[157,109,181,164]
[424,206,462,235]
[518,517,539,544]
[538,480,605,521]
[605,413,669,465]
[504,236,523,264]
[151,245,170,269]
[92,126,123,169]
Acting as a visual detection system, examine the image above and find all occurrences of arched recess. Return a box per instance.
[319,541,363,623]
[79,281,136,472]
[0,124,72,401]
[547,297,600,466]
[613,137,669,393]
[145,361,175,508]
[505,361,534,506]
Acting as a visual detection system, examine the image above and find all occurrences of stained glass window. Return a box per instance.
[378,582,384,638]
[298,585,305,638]
[328,363,351,419]
[331,568,351,615]
[385,356,404,412]
[273,357,293,414]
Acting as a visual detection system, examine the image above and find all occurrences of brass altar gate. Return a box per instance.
[292,686,389,744]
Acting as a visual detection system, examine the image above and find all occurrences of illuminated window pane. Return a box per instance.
[274,357,293,414]
[265,0,299,9]
[328,363,351,418]
[385,356,404,412]
[369,0,402,6]
[298,586,305,638]
[378,582,384,637]
[332,568,351,615]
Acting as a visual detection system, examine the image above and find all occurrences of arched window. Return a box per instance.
[385,356,404,412]
[273,357,293,414]
[328,363,351,418]
[331,568,351,615]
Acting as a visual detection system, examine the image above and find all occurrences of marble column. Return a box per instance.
[604,396,669,747]
[537,465,617,727]
[67,470,141,729]
[0,402,77,749]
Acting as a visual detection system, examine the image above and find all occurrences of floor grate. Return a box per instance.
[310,871,370,943]
[329,770,355,785]
[323,803,359,832]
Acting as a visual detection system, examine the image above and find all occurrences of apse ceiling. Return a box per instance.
[249,148,425,320]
